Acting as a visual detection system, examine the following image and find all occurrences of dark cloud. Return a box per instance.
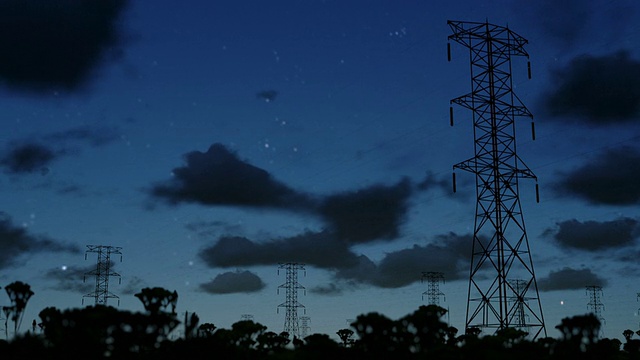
[151,143,419,243]
[541,51,640,123]
[43,265,94,293]
[0,0,130,92]
[1,142,58,174]
[199,270,265,294]
[553,146,640,205]
[545,218,639,251]
[199,231,360,269]
[151,143,313,208]
[319,178,412,243]
[0,213,80,269]
[335,232,470,288]
[199,229,472,289]
[538,267,607,291]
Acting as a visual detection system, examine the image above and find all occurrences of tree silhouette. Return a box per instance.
[4,281,34,334]
[197,322,216,337]
[336,328,354,347]
[134,287,178,315]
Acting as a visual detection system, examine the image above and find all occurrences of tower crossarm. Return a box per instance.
[447,20,529,57]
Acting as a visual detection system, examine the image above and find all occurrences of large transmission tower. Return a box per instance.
[421,271,445,306]
[277,262,306,338]
[83,245,122,306]
[447,20,546,338]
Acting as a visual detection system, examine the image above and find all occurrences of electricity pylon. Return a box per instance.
[83,245,122,306]
[448,20,546,338]
[277,262,306,337]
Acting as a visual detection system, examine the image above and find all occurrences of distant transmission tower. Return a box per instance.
[448,20,546,338]
[637,293,640,328]
[421,272,445,306]
[586,285,605,324]
[509,279,529,328]
[299,316,311,338]
[83,245,122,306]
[277,263,306,337]
[241,314,254,321]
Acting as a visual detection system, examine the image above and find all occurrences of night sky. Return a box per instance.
[1,0,640,341]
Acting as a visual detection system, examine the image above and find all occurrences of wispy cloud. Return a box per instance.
[43,264,94,294]
[1,126,121,175]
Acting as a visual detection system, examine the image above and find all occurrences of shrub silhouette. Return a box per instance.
[0,288,637,360]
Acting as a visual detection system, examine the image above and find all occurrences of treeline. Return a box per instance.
[2,283,640,359]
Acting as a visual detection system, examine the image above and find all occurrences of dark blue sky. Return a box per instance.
[1,0,639,340]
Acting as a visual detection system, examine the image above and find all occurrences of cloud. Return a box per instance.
[416,171,450,192]
[309,282,348,296]
[199,231,360,269]
[121,276,146,295]
[541,50,640,123]
[319,178,412,243]
[0,142,58,174]
[44,125,121,147]
[335,232,470,288]
[199,270,266,294]
[0,0,130,92]
[154,143,417,243]
[545,218,639,251]
[512,0,590,48]
[151,143,313,208]
[1,126,122,175]
[553,146,640,205]
[43,265,94,294]
[0,213,80,269]
[184,220,244,239]
[538,267,607,291]
[199,229,471,290]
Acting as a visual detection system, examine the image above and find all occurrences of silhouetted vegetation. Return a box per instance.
[3,284,640,359]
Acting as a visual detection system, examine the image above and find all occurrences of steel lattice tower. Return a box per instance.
[421,271,446,306]
[299,316,310,338]
[83,245,122,306]
[447,20,546,338]
[509,279,529,328]
[277,262,306,337]
[586,285,605,324]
